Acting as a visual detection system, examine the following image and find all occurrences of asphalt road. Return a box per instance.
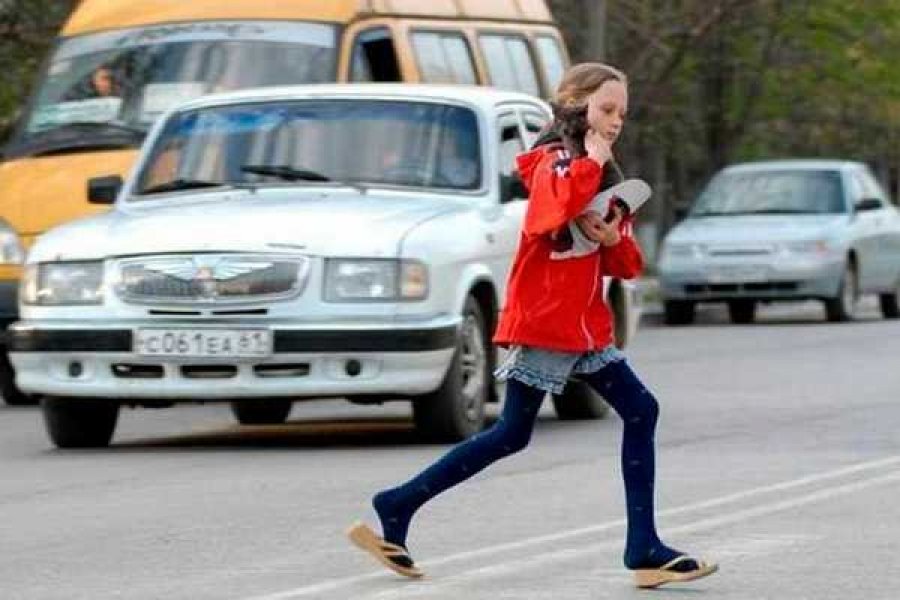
[2,300,899,600]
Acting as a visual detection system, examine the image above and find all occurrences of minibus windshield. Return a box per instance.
[7,20,337,158]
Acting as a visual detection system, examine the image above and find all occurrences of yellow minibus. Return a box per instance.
[0,0,570,403]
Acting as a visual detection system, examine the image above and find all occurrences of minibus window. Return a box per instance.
[535,36,565,93]
[411,31,477,85]
[350,28,401,82]
[478,34,540,97]
[8,21,337,158]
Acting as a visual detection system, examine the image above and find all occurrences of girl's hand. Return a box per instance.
[575,206,623,247]
[584,128,612,166]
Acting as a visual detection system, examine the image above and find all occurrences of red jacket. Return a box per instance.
[493,144,644,352]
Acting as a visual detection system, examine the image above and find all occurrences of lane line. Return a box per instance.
[361,470,900,597]
[239,455,900,600]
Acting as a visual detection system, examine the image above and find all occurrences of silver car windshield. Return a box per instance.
[10,21,337,156]
[692,170,845,216]
[134,99,482,196]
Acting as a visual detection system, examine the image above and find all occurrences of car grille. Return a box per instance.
[116,254,309,304]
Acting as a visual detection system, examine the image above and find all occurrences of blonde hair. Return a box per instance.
[554,62,627,108]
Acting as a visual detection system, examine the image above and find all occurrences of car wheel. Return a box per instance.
[41,396,119,449]
[824,262,858,322]
[728,300,756,324]
[551,379,609,420]
[0,352,38,406]
[413,296,489,442]
[230,399,293,425]
[663,300,695,325]
[879,280,900,319]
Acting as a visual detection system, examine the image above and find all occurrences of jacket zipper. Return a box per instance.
[580,256,600,350]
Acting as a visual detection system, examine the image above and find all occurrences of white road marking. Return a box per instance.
[239,455,900,600]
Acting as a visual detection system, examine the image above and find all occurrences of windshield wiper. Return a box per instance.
[241,165,330,182]
[241,164,367,193]
[44,121,146,136]
[139,179,236,195]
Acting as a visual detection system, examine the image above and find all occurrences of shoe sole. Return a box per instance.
[347,522,424,579]
[634,562,719,588]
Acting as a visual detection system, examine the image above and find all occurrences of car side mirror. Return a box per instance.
[88,175,123,204]
[499,173,528,203]
[854,197,882,212]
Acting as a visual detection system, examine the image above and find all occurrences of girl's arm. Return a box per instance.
[518,150,603,237]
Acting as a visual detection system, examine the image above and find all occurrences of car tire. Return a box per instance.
[824,262,858,322]
[41,396,119,449]
[413,296,489,442]
[230,399,293,425]
[663,300,695,325]
[0,352,38,406]
[551,379,609,420]
[878,281,900,319]
[728,300,756,324]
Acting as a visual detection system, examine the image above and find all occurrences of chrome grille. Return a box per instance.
[116,254,309,304]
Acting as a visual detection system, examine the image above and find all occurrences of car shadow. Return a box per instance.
[109,411,577,451]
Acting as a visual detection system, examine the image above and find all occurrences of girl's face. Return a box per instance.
[586,79,628,145]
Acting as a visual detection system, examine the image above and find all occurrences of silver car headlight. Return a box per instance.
[21,261,105,305]
[662,242,705,260]
[324,259,428,302]
[781,239,832,256]
[0,218,25,265]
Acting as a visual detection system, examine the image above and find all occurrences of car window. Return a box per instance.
[856,169,887,206]
[692,169,845,216]
[535,36,566,94]
[411,31,477,85]
[349,27,401,82]
[498,112,525,178]
[478,34,540,96]
[137,99,482,194]
[521,110,550,147]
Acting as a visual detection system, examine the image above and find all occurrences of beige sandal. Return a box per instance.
[347,522,424,579]
[634,555,718,589]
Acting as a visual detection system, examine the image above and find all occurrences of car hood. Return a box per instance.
[666,213,848,245]
[28,188,468,261]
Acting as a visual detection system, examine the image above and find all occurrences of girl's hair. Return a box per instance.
[549,62,627,183]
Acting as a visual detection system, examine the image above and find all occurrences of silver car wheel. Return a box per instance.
[841,266,859,317]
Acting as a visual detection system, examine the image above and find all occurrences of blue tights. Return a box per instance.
[373,360,682,569]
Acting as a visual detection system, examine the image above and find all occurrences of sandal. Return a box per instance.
[347,522,424,579]
[633,555,718,589]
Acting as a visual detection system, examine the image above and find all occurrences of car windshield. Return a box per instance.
[134,99,482,196]
[7,20,337,157]
[691,169,845,216]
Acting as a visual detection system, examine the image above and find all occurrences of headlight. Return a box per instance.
[21,261,104,305]
[662,242,705,260]
[324,259,428,302]
[781,240,832,255]
[0,218,25,265]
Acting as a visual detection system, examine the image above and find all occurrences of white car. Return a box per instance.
[9,84,640,448]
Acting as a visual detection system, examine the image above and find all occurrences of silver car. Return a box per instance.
[658,160,900,324]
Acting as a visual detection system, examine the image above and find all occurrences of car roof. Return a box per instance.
[171,83,550,114]
[63,0,554,36]
[722,159,866,174]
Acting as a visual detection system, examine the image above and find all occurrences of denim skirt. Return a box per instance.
[494,344,626,395]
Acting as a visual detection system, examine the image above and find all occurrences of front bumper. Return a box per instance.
[8,317,459,400]
[659,257,844,301]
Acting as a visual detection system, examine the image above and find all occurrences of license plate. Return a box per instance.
[135,328,273,358]
[708,266,768,283]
